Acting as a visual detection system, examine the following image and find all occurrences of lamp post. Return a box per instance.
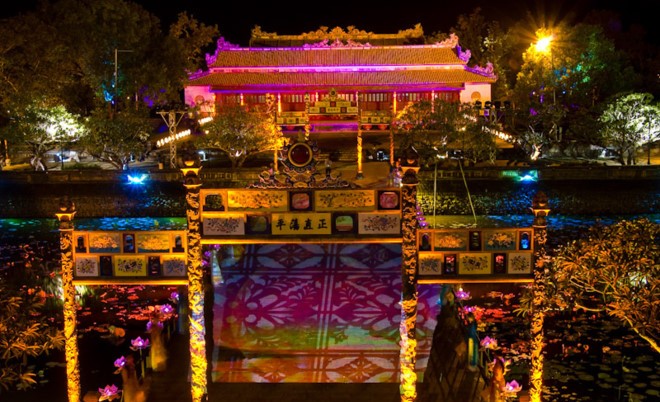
[158,110,187,169]
[113,48,133,112]
[534,34,555,105]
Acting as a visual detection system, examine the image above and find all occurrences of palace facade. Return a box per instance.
[184,25,497,166]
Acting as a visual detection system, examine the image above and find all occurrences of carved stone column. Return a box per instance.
[399,146,420,402]
[55,198,80,402]
[529,191,551,402]
[356,92,363,179]
[181,155,207,402]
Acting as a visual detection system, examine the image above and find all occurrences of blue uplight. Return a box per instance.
[518,170,538,182]
[127,173,148,185]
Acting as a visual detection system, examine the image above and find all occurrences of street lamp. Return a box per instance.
[534,34,555,105]
[113,48,133,112]
[158,111,187,169]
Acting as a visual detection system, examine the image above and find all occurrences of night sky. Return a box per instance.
[1,0,657,46]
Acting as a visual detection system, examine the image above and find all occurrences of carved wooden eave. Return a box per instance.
[249,24,425,47]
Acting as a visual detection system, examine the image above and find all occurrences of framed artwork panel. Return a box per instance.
[290,191,313,211]
[113,255,147,277]
[458,253,491,275]
[148,256,162,276]
[203,214,245,236]
[246,214,271,235]
[433,230,468,251]
[419,253,443,276]
[100,256,113,276]
[203,192,226,211]
[89,232,121,253]
[136,233,170,253]
[483,230,517,251]
[332,212,357,234]
[518,231,533,251]
[377,190,400,210]
[443,254,457,275]
[357,212,400,235]
[162,256,187,277]
[122,233,136,253]
[493,253,507,274]
[75,256,99,277]
[508,252,533,274]
[468,231,482,251]
[74,233,88,254]
[418,231,433,251]
[172,234,186,252]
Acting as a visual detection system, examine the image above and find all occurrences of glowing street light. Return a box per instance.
[534,34,556,105]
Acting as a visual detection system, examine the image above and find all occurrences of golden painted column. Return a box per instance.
[55,198,80,402]
[399,146,420,402]
[181,156,207,402]
[390,94,397,164]
[356,93,363,179]
[529,191,550,402]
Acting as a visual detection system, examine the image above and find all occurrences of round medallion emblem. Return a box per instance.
[288,143,313,167]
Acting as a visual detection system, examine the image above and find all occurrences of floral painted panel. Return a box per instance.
[315,190,375,211]
[483,230,517,251]
[136,233,170,253]
[113,256,147,276]
[418,253,443,276]
[507,252,533,274]
[75,256,99,277]
[88,232,121,253]
[228,190,288,211]
[162,256,187,277]
[357,212,400,235]
[458,253,491,275]
[203,215,245,236]
[433,230,468,251]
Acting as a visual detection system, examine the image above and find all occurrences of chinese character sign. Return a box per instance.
[271,213,332,235]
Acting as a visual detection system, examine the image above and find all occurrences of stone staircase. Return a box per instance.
[418,307,491,402]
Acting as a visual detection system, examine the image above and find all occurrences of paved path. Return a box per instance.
[147,332,400,402]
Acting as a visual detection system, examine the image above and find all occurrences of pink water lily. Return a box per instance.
[146,320,164,332]
[480,336,498,350]
[504,380,522,393]
[98,384,121,401]
[455,288,471,301]
[130,336,150,351]
[114,356,126,368]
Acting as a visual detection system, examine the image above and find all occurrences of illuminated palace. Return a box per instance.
[184,25,497,163]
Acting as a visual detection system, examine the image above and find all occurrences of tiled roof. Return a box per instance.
[187,70,494,91]
[206,46,465,68]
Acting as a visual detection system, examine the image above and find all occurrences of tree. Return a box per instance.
[0,283,65,392]
[513,102,565,161]
[520,218,659,354]
[395,99,500,167]
[0,0,219,162]
[448,8,515,100]
[82,109,152,170]
[195,103,282,168]
[599,92,659,165]
[4,104,85,170]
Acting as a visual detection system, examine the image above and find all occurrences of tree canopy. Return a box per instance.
[520,218,659,354]
[599,92,660,165]
[0,284,65,392]
[195,103,282,168]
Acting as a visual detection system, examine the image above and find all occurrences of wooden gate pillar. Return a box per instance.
[181,155,208,402]
[529,191,551,402]
[55,198,80,402]
[399,146,420,402]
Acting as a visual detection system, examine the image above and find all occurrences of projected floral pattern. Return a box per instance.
[211,243,440,383]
